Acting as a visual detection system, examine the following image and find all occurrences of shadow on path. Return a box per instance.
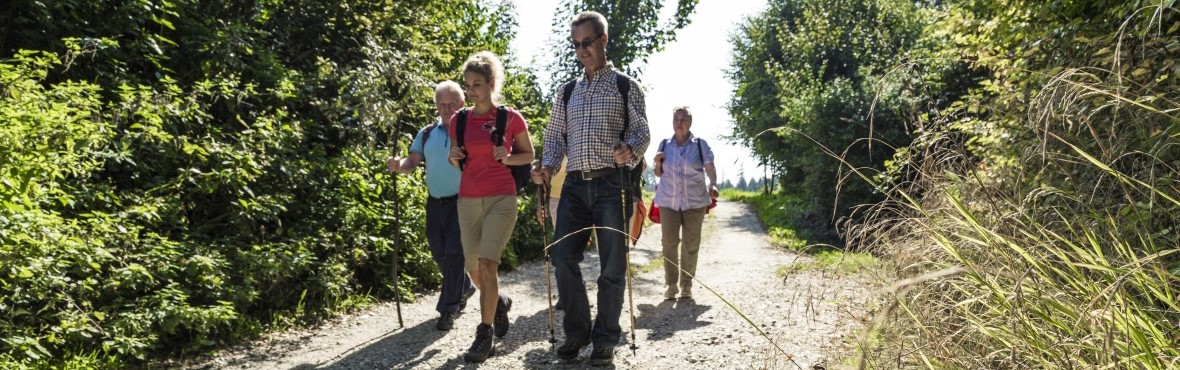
[284,314,445,369]
[635,299,712,341]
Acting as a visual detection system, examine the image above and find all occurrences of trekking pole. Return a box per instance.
[390,124,405,329]
[619,163,638,351]
[536,162,557,344]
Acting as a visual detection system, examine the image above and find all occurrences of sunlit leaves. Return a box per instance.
[1,1,541,367]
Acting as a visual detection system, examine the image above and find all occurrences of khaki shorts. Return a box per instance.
[457,195,518,272]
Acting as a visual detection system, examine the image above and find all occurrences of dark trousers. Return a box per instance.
[550,170,633,346]
[426,197,473,313]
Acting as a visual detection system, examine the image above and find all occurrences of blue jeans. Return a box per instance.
[425,197,474,313]
[551,170,633,346]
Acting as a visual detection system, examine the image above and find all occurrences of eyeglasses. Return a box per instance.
[570,34,603,50]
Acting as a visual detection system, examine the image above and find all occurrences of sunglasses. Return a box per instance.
[570,34,603,50]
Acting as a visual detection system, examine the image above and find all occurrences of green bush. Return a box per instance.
[721,189,812,251]
[0,1,549,367]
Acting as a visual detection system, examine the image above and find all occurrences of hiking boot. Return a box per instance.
[436,311,457,331]
[664,286,677,300]
[555,334,590,360]
[588,343,615,365]
[459,286,476,311]
[463,323,495,363]
[493,295,512,338]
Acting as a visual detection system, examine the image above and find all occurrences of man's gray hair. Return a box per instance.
[571,11,608,36]
[434,80,464,102]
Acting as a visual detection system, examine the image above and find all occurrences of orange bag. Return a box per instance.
[630,200,647,245]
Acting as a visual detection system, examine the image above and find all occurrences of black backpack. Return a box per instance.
[455,106,532,193]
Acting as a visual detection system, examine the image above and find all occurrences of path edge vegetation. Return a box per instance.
[727,0,1179,368]
[0,1,700,368]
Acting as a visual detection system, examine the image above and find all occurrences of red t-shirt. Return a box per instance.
[449,106,528,197]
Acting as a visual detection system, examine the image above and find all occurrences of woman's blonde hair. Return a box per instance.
[462,51,505,103]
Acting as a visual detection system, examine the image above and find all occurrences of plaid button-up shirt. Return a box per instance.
[542,64,649,173]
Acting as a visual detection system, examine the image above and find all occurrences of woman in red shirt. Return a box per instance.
[447,51,535,363]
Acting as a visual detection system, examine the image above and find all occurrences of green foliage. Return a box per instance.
[777,250,881,276]
[727,0,926,245]
[721,189,811,251]
[840,1,1180,368]
[544,0,699,86]
[0,0,550,367]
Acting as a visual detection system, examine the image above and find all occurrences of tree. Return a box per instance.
[727,0,926,243]
[542,0,699,89]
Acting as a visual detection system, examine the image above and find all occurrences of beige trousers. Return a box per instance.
[660,206,707,298]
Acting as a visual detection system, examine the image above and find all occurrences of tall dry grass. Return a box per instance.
[848,6,1180,369]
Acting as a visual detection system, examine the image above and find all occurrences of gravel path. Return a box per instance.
[182,200,876,369]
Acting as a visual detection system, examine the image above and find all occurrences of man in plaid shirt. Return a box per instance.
[531,10,650,366]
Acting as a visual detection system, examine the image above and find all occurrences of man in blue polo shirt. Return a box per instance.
[387,80,476,331]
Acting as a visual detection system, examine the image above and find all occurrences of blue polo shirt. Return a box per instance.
[409,119,461,198]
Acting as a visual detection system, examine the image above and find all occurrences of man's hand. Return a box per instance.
[531,166,553,185]
[387,156,401,174]
[612,142,633,165]
[709,184,719,198]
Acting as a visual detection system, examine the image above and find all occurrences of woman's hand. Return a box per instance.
[449,146,466,167]
[493,145,508,164]
[653,151,665,176]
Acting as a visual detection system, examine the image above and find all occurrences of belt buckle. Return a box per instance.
[579,170,593,180]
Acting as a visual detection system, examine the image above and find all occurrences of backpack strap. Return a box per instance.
[455,108,469,170]
[616,74,630,142]
[421,122,438,148]
[561,80,576,146]
[492,105,509,147]
[697,138,704,164]
[418,123,438,167]
[561,80,576,111]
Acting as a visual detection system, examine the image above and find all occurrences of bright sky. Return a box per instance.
[510,0,769,184]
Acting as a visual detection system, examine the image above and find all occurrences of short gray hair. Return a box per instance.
[434,80,464,102]
[673,106,693,122]
[571,11,608,37]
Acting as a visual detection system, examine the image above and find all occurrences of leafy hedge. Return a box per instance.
[0,1,549,367]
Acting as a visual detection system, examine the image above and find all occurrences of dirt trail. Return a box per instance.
[183,200,876,369]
